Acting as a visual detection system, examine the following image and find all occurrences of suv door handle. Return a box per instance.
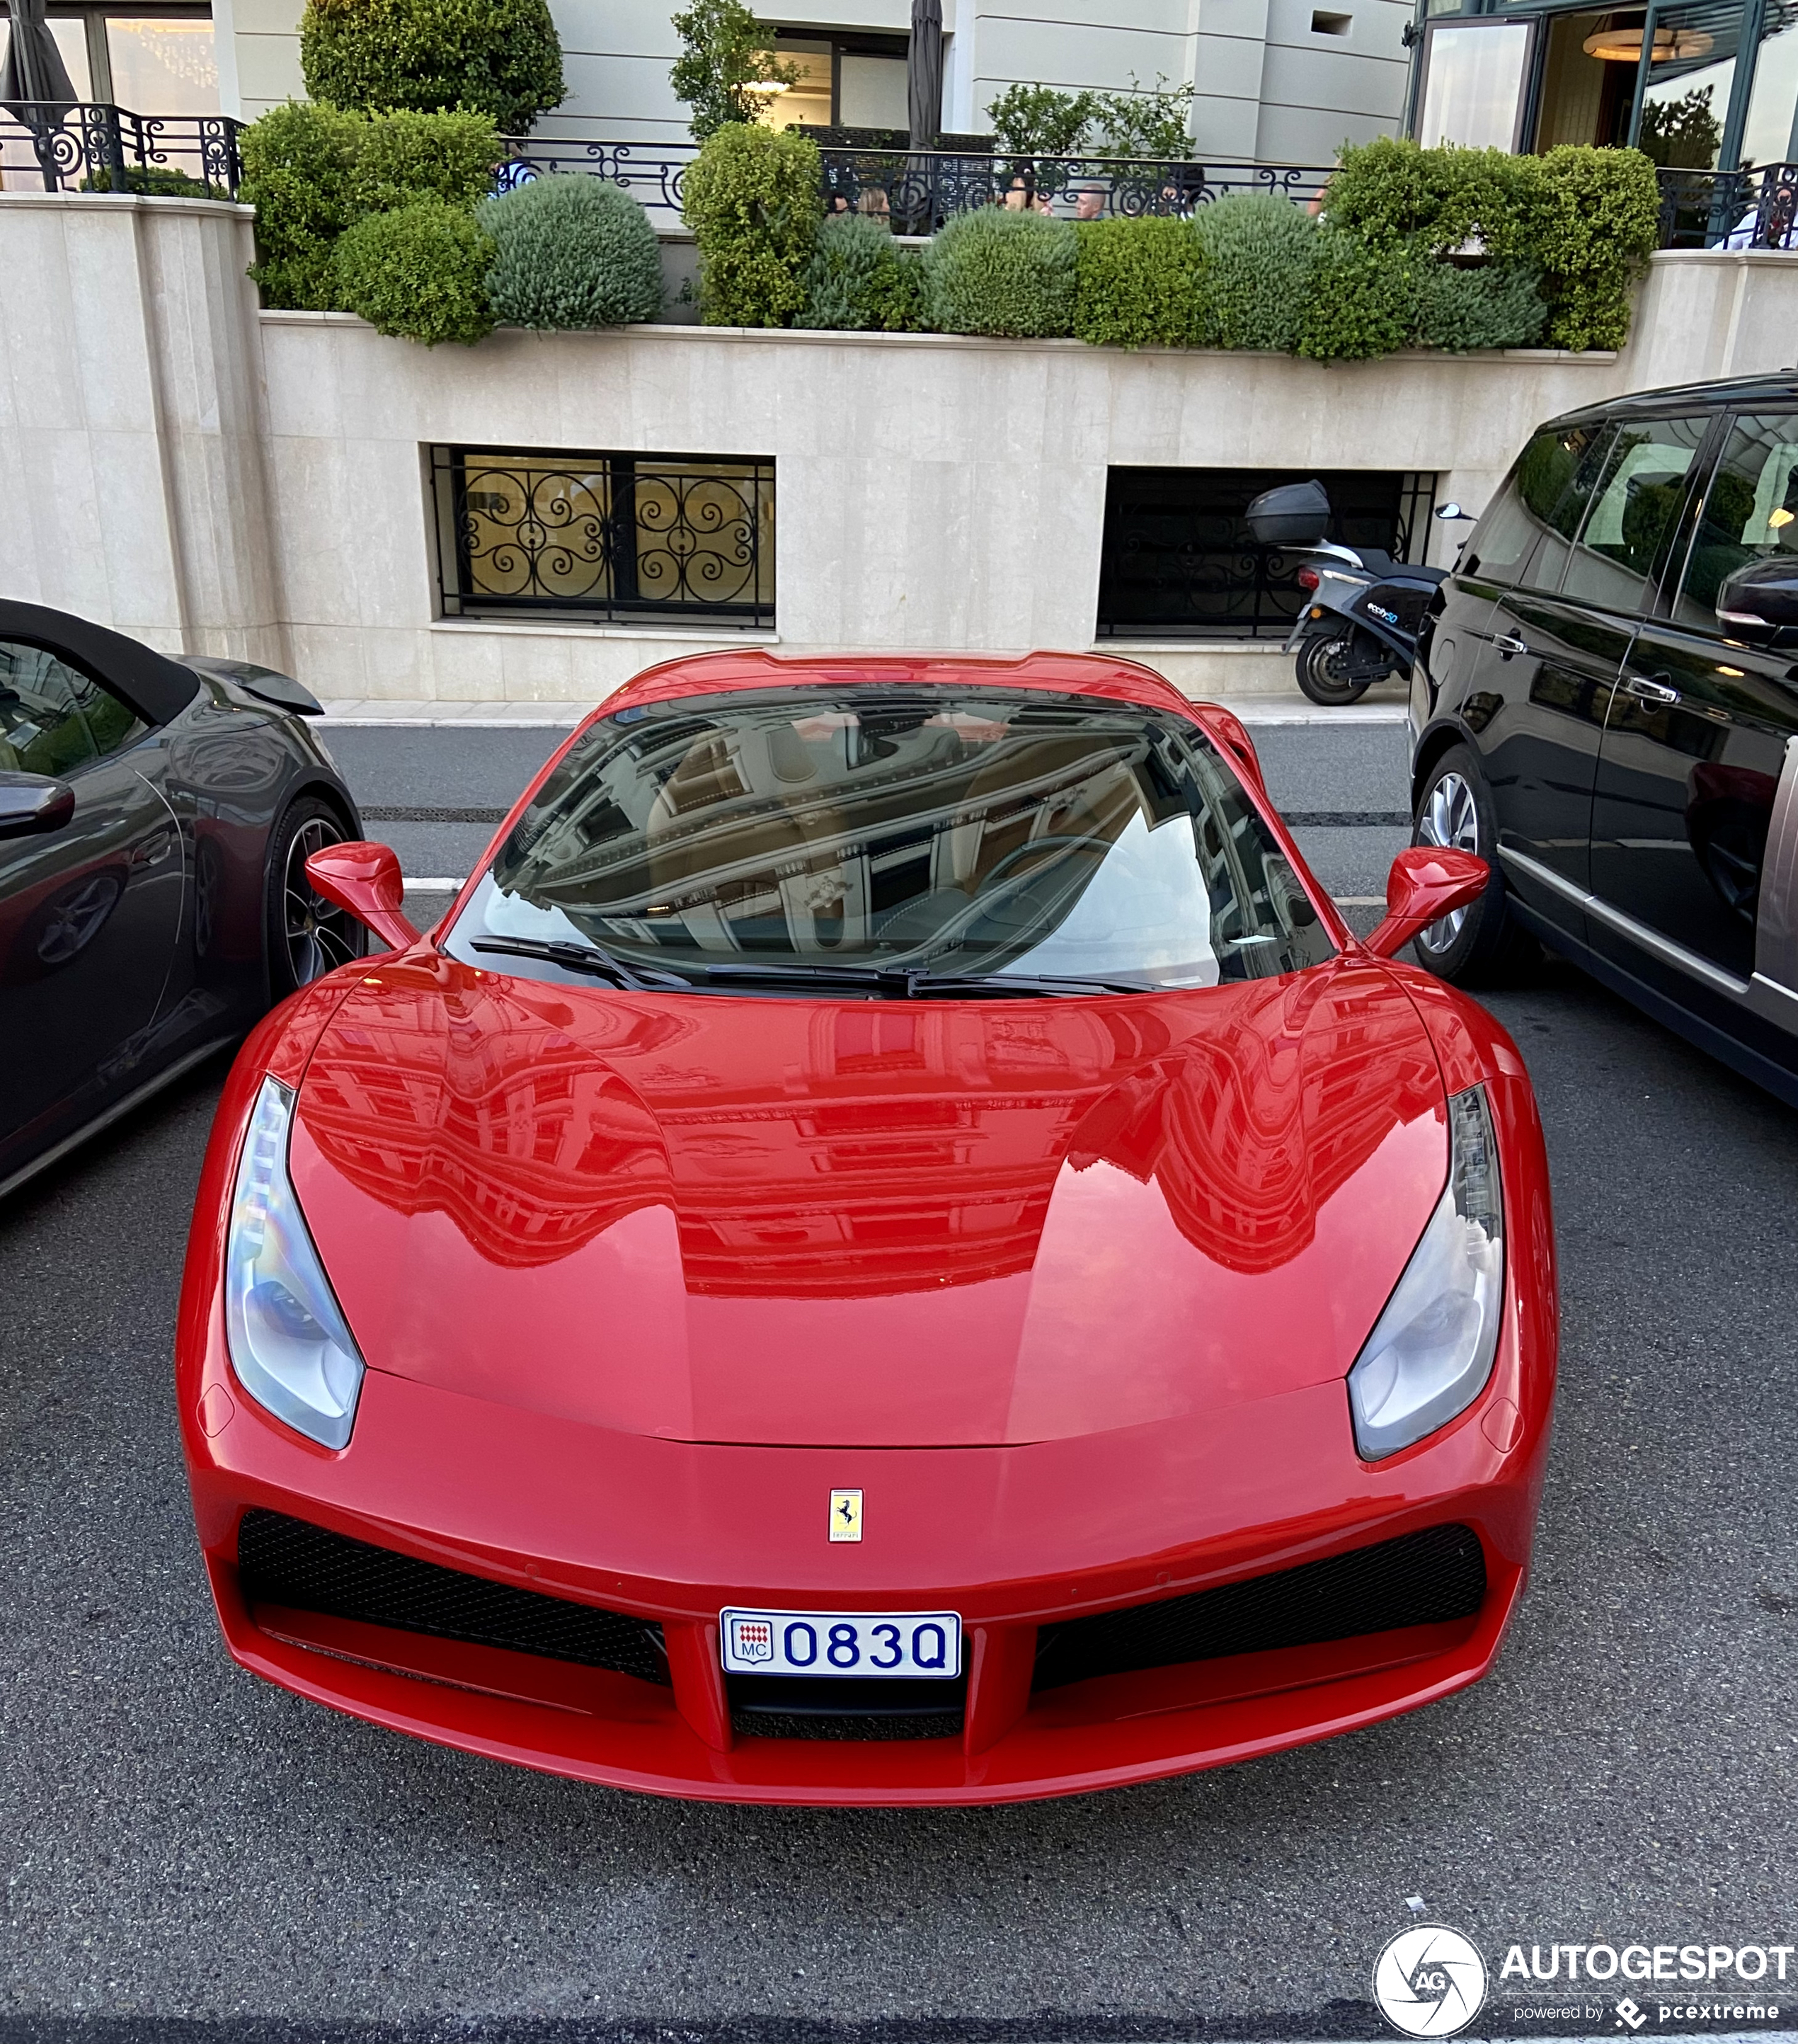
[1622,673,1680,705]
[1494,633,1530,657]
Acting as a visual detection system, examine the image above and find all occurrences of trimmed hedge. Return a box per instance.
[241,101,365,310]
[797,212,927,331]
[1324,137,1659,350]
[924,207,1077,338]
[1414,261,1547,351]
[299,0,563,132]
[1073,215,1203,348]
[1298,227,1420,360]
[1191,194,1315,352]
[480,174,663,327]
[682,124,822,327]
[333,196,496,344]
[350,105,499,214]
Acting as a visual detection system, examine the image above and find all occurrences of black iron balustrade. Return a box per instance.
[0,101,242,197]
[493,135,1330,233]
[815,149,1330,234]
[493,136,696,224]
[1655,162,1798,249]
[431,445,774,629]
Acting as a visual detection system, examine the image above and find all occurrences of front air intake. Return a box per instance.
[1032,1523,1486,1691]
[236,1509,669,1684]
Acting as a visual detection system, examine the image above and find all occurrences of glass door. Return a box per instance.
[1630,0,1748,166]
[1416,18,1538,149]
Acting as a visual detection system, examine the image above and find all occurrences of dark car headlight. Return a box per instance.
[224,1076,365,1449]
[1348,1085,1504,1461]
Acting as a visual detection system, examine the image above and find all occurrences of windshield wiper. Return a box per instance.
[468,935,691,991]
[695,961,1146,998]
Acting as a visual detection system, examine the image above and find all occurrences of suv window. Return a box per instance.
[1557,414,1709,612]
[1465,423,1607,587]
[1671,410,1798,629]
[0,641,143,777]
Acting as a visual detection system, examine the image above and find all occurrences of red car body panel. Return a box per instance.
[177,651,1557,1804]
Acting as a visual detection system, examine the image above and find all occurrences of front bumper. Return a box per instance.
[182,1293,1549,1805]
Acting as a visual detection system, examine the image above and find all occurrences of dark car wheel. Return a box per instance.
[1295,631,1375,707]
[1411,743,1539,983]
[265,796,362,999]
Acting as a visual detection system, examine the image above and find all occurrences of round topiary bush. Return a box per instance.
[797,212,926,331]
[1190,194,1316,351]
[333,196,496,345]
[923,207,1077,339]
[478,174,663,328]
[241,101,366,310]
[300,0,565,133]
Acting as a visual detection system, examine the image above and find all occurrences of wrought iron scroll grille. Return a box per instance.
[431,447,775,628]
[1095,467,1436,642]
[0,101,241,195]
[1654,162,1798,248]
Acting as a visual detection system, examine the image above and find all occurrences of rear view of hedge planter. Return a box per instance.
[925,210,1077,339]
[481,175,663,328]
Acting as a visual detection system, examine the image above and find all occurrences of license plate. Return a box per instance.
[719,1607,962,1679]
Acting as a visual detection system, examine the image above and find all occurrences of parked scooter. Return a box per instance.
[1245,479,1465,707]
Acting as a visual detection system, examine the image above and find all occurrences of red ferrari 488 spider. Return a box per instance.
[178,651,1556,1805]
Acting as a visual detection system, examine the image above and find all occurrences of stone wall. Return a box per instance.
[7,191,1798,706]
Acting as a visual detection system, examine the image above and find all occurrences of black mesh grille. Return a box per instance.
[237,1509,670,1685]
[1032,1523,1486,1693]
[728,1672,965,1741]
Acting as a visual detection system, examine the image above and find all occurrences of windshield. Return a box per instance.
[443,686,1334,994]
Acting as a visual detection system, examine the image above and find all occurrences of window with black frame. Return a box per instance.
[1094,468,1437,641]
[430,446,775,629]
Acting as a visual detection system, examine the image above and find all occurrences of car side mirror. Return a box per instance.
[1365,845,1489,959]
[1435,502,1470,521]
[1717,558,1798,639]
[304,840,421,952]
[0,772,76,840]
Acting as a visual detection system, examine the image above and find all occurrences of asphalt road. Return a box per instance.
[2,721,1794,2041]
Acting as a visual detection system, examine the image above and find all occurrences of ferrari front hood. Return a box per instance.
[290,954,1448,1448]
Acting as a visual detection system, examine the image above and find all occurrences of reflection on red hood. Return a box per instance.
[290,954,1446,1448]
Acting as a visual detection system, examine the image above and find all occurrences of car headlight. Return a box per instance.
[224,1075,365,1449]
[1348,1085,1504,1461]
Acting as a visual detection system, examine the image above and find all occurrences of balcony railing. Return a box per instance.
[1656,162,1798,249]
[496,137,1332,232]
[0,101,242,197]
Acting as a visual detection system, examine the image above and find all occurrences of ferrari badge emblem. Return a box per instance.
[728,1616,774,1664]
[829,1489,863,1543]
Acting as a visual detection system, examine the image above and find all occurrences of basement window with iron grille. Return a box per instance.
[430,446,776,629]
[1096,467,1436,642]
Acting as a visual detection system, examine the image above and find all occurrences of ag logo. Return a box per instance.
[1372,1925,1487,2038]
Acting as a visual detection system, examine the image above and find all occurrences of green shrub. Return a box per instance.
[1191,194,1315,351]
[299,0,564,132]
[333,197,495,343]
[1414,261,1547,351]
[1531,144,1661,351]
[480,173,663,327]
[79,164,214,196]
[796,212,927,330]
[240,101,365,309]
[670,0,798,142]
[985,84,1096,157]
[924,207,1077,338]
[350,106,498,213]
[1072,215,1203,348]
[682,123,822,327]
[1297,227,1419,360]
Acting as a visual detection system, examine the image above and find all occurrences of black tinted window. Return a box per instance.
[1672,410,1798,627]
[1467,423,1608,587]
[0,641,143,776]
[1557,415,1708,612]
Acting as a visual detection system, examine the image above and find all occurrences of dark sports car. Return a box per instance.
[0,600,362,1198]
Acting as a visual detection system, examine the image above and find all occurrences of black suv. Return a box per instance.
[1410,375,1798,1107]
